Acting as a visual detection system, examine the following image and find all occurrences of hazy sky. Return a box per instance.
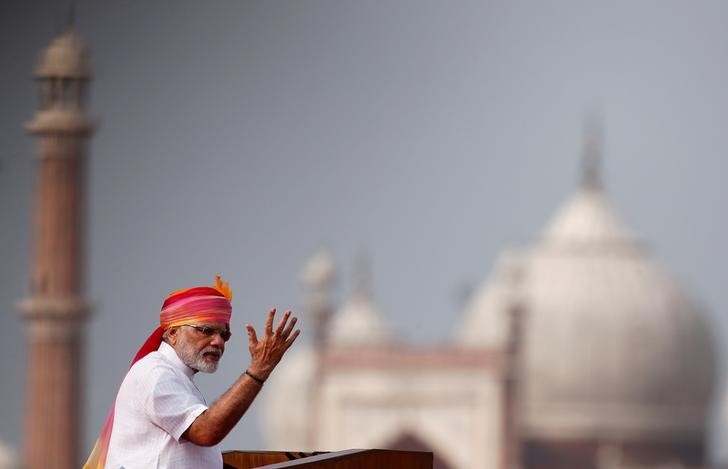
[2,0,728,464]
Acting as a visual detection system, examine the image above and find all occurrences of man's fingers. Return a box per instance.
[246,324,258,346]
[275,310,292,336]
[265,308,276,336]
[281,315,297,338]
[285,329,301,348]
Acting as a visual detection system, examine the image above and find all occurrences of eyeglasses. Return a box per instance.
[180,324,232,342]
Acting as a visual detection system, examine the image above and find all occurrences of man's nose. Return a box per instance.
[210,332,226,347]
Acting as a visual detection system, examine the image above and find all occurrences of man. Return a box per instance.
[83,276,299,468]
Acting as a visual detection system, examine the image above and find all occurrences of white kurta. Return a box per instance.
[105,342,222,469]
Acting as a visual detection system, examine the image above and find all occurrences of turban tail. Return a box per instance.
[83,277,233,469]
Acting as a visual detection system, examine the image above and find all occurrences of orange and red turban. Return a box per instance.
[83,276,233,469]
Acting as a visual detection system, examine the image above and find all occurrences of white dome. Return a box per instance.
[327,291,394,346]
[457,184,715,439]
[457,250,522,348]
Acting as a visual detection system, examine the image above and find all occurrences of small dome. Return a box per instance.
[328,291,394,346]
[35,29,91,79]
[327,254,394,346]
[457,183,715,439]
[457,250,522,348]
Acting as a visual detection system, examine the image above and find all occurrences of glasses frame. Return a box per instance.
[179,324,232,342]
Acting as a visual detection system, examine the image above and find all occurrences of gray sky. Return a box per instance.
[2,0,727,464]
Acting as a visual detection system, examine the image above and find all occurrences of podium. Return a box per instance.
[222,449,433,468]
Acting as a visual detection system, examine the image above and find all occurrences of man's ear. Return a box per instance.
[167,326,180,346]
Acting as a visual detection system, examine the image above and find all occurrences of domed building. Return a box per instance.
[262,132,716,469]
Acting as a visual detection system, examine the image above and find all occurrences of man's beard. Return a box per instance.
[177,338,223,373]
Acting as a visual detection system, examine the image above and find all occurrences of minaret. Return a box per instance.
[17,29,94,469]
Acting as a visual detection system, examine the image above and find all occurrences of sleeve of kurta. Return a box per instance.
[141,365,209,442]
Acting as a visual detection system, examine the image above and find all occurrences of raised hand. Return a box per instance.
[245,308,300,381]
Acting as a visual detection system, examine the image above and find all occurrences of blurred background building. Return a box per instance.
[263,132,716,469]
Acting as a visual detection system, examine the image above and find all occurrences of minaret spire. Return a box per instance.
[580,113,603,190]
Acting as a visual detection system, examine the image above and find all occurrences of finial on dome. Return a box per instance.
[352,251,372,299]
[580,112,603,190]
[67,2,76,28]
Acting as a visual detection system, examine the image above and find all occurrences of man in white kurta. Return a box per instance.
[105,341,222,468]
[85,277,300,469]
